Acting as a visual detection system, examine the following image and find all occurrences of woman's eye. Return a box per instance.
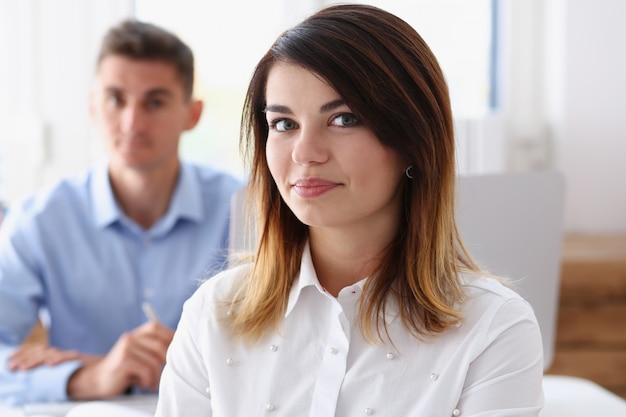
[331,113,359,127]
[270,118,298,132]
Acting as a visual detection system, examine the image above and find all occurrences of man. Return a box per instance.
[0,20,241,405]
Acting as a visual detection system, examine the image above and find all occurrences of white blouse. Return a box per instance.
[156,246,544,417]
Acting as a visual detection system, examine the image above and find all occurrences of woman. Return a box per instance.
[156,4,544,416]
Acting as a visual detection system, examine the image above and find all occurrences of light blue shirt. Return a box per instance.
[0,162,242,405]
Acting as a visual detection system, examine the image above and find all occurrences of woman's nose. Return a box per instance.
[291,126,329,166]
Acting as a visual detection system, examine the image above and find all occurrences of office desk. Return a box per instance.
[1,394,157,416]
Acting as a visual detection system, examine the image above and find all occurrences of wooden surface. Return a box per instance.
[546,234,626,399]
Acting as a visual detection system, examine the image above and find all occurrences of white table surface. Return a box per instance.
[6,377,626,416]
[1,394,157,417]
[541,375,626,417]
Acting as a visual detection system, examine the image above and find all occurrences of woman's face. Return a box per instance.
[264,62,406,236]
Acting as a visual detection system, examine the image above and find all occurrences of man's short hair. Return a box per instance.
[97,19,195,99]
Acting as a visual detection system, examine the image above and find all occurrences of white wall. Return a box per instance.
[546,0,626,233]
[466,0,626,234]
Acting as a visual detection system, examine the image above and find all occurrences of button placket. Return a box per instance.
[309,302,350,416]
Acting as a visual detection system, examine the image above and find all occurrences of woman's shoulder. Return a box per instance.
[189,263,253,310]
[462,273,525,302]
[456,274,542,369]
[460,273,537,324]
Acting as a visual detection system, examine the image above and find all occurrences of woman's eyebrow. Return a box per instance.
[264,104,292,114]
[319,99,345,113]
[264,99,346,114]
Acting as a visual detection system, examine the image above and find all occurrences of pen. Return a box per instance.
[142,301,160,322]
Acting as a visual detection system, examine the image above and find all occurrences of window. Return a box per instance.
[334,0,494,116]
[135,0,495,178]
[135,0,301,178]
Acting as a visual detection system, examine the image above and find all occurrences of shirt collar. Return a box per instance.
[165,163,204,223]
[91,162,204,230]
[285,242,322,317]
[283,241,400,325]
[91,163,121,228]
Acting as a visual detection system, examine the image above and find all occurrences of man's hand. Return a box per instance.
[67,320,174,400]
[8,344,90,370]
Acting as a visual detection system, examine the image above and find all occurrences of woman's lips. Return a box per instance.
[291,178,340,198]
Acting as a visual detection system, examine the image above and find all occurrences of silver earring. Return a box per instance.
[405,165,414,179]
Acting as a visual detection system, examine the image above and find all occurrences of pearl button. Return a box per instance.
[226,358,234,365]
[270,344,278,352]
[329,347,338,354]
[430,373,439,381]
[364,408,374,415]
[266,403,275,411]
[386,352,395,360]
[452,408,461,416]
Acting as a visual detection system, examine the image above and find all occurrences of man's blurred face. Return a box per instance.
[90,55,200,173]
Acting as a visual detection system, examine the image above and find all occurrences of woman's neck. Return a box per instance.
[309,223,397,297]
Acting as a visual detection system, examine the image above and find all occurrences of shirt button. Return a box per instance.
[386,352,395,360]
[329,347,338,354]
[270,344,278,352]
[266,403,275,411]
[226,358,234,366]
[205,387,210,394]
[430,373,439,381]
[364,408,374,415]
[452,408,461,416]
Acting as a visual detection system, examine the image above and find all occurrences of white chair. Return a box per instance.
[456,171,626,416]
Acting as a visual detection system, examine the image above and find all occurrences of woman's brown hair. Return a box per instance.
[235,4,479,342]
